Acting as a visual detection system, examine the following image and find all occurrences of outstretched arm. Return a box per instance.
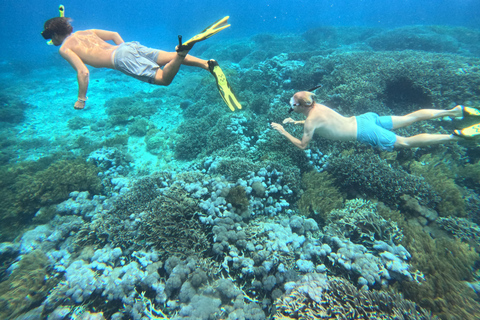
[92,29,124,45]
[283,117,305,125]
[271,122,314,150]
[59,47,89,109]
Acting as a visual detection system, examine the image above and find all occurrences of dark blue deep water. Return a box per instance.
[1,1,480,320]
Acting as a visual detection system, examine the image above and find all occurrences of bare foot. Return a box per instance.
[452,105,463,118]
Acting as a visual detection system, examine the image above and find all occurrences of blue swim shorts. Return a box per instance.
[113,41,160,84]
[356,112,397,151]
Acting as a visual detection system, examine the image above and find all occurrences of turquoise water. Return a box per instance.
[1,1,480,319]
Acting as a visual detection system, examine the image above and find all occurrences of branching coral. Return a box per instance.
[327,149,439,209]
[304,50,480,115]
[325,199,403,246]
[0,250,56,319]
[408,154,466,217]
[398,223,480,319]
[297,171,344,222]
[274,274,434,319]
[82,172,210,258]
[0,158,102,241]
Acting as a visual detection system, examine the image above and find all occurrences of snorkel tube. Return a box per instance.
[44,5,65,45]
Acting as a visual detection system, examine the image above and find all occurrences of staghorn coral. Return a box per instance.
[0,250,56,319]
[80,172,210,258]
[437,216,480,249]
[324,199,403,246]
[274,273,435,319]
[397,222,480,319]
[0,157,102,241]
[300,50,480,115]
[408,154,466,217]
[327,148,439,209]
[105,96,159,125]
[297,171,344,222]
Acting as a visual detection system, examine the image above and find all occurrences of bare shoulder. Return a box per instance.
[75,30,96,35]
[61,30,94,48]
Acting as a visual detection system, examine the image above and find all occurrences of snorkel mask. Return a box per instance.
[287,84,323,113]
[42,5,65,45]
[288,97,299,113]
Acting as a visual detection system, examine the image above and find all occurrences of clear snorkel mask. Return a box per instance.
[42,5,65,45]
[287,85,323,113]
[288,97,299,113]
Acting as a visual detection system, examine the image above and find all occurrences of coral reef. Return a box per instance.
[327,149,439,208]
[2,23,480,320]
[105,96,159,126]
[325,199,403,247]
[274,273,434,319]
[397,222,480,319]
[408,154,466,217]
[78,172,210,257]
[0,93,31,125]
[0,158,102,241]
[367,26,460,53]
[297,171,344,221]
[0,250,56,319]
[67,116,91,131]
[300,50,480,115]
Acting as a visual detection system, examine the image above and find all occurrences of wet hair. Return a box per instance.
[42,17,73,39]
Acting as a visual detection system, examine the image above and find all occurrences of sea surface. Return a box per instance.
[1,1,480,319]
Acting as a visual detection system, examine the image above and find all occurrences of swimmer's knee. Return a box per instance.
[153,75,172,86]
[394,136,409,148]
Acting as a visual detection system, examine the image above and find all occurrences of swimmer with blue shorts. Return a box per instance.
[271,91,480,150]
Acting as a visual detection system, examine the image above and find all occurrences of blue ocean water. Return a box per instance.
[1,0,480,62]
[1,1,480,319]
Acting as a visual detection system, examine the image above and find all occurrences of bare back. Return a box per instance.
[60,30,118,68]
[306,103,357,141]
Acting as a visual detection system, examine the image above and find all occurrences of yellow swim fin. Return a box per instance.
[208,60,242,112]
[177,16,230,51]
[459,105,480,119]
[454,122,480,139]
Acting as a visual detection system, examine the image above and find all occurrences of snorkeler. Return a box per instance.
[41,14,241,111]
[270,91,480,151]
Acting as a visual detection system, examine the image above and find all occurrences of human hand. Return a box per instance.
[283,117,295,124]
[271,122,285,133]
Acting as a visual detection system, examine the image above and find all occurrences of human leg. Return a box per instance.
[156,50,208,70]
[390,105,463,129]
[153,53,186,86]
[395,133,460,148]
[153,49,210,85]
